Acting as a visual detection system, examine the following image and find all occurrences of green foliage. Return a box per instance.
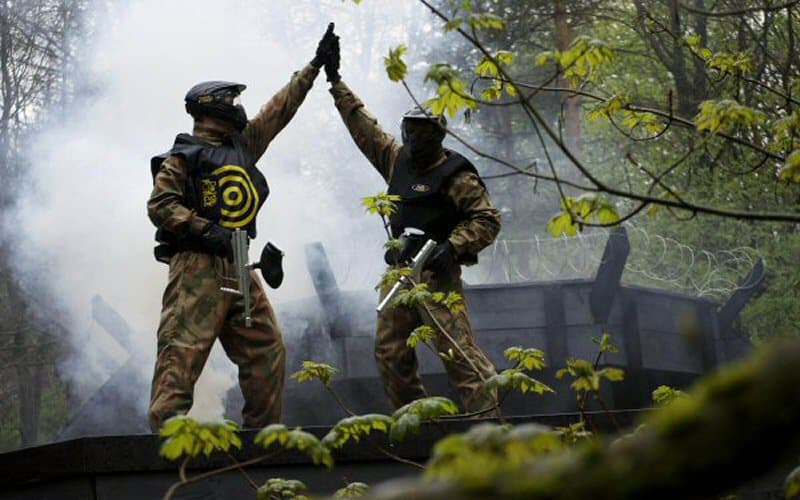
[407,325,437,348]
[394,283,434,308]
[556,358,625,393]
[695,100,767,134]
[361,192,401,217]
[555,421,592,445]
[707,52,753,76]
[256,478,309,500]
[546,194,620,236]
[586,95,663,136]
[536,36,614,84]
[390,397,459,442]
[504,346,547,371]
[438,290,466,314]
[424,63,478,117]
[476,51,517,101]
[383,238,403,252]
[592,333,619,355]
[158,416,242,460]
[376,266,412,292]
[786,465,800,499]
[425,422,562,487]
[652,385,689,406]
[384,44,407,82]
[779,150,800,184]
[290,361,339,386]
[333,482,370,498]
[445,12,507,32]
[770,111,800,153]
[486,369,554,395]
[322,414,393,449]
[254,424,334,468]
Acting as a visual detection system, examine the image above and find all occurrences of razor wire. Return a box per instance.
[462,223,763,301]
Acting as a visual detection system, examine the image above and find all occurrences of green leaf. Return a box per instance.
[334,482,370,499]
[158,417,241,461]
[468,12,506,31]
[555,421,592,444]
[591,333,619,354]
[779,150,800,184]
[695,99,767,134]
[290,360,339,386]
[394,283,434,308]
[546,211,577,237]
[599,367,625,382]
[256,425,334,468]
[322,414,393,449]
[504,346,547,371]
[361,191,401,217]
[407,325,437,348]
[376,266,412,293]
[652,385,689,406]
[486,369,555,395]
[257,478,308,500]
[389,412,421,442]
[384,44,407,82]
[390,397,459,441]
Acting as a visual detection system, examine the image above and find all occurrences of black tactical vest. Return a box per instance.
[150,133,269,262]
[387,147,481,243]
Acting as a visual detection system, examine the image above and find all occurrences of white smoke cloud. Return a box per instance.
[6,0,435,426]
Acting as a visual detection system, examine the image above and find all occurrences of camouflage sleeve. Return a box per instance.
[329,80,402,182]
[444,171,501,264]
[147,155,211,237]
[243,63,320,161]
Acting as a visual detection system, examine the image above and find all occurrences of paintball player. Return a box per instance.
[323,34,501,413]
[146,26,338,432]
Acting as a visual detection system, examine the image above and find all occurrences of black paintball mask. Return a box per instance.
[401,108,447,166]
[185,81,248,132]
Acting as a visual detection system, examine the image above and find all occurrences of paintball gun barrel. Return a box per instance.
[376,238,437,314]
[220,229,254,327]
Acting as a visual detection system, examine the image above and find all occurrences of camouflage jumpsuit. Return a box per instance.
[147,64,320,431]
[330,81,501,412]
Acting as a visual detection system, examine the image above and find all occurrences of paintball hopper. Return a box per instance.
[254,242,284,289]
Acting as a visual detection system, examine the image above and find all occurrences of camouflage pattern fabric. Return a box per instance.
[149,252,285,431]
[330,80,501,412]
[148,64,320,431]
[377,267,498,412]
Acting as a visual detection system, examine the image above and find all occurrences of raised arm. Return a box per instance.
[444,170,502,264]
[329,80,402,182]
[147,155,211,236]
[243,63,320,161]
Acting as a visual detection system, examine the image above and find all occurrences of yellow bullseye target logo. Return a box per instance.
[212,164,260,229]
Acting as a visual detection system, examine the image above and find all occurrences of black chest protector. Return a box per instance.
[387,147,480,242]
[150,133,269,262]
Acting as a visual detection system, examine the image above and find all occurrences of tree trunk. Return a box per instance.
[553,0,582,157]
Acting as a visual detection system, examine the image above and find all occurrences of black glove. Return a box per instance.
[324,34,341,83]
[201,224,233,259]
[311,22,337,69]
[424,241,457,275]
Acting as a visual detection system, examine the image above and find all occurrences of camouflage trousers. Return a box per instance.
[149,251,285,432]
[375,266,498,413]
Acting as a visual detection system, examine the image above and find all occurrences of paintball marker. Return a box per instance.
[376,236,437,314]
[220,229,284,327]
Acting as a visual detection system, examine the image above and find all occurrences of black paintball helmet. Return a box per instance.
[401,107,447,144]
[185,80,248,131]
